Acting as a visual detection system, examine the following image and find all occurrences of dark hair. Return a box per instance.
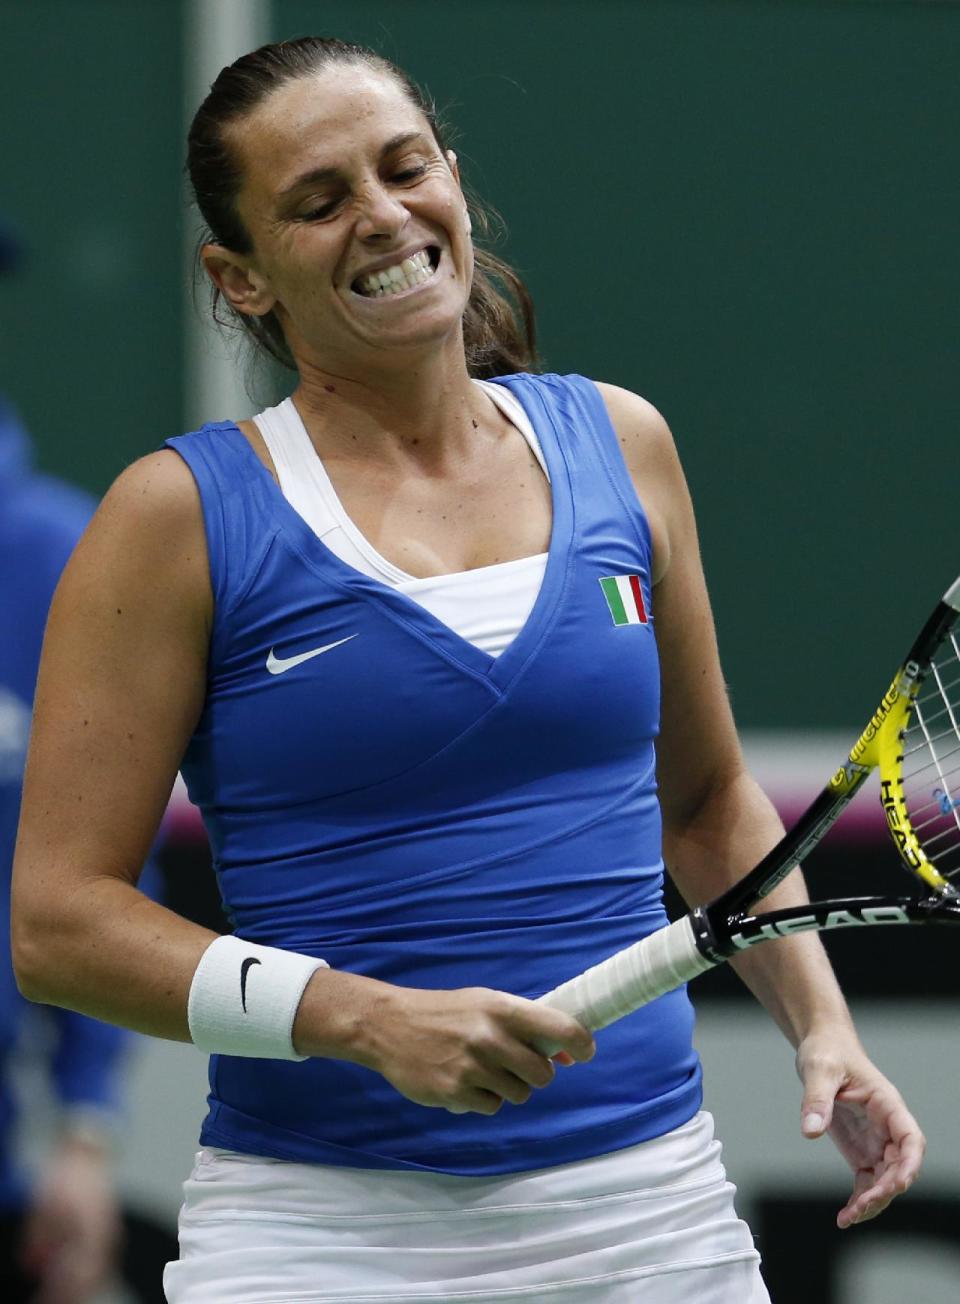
[187,36,537,379]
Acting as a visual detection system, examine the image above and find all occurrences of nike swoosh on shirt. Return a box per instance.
[265,635,358,676]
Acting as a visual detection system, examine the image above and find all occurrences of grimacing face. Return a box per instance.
[208,64,475,372]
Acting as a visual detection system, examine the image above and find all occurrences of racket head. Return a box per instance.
[868,580,960,895]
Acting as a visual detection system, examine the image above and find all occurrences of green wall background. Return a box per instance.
[0,0,184,486]
[2,1,957,728]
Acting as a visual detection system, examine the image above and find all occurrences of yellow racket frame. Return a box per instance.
[829,659,951,894]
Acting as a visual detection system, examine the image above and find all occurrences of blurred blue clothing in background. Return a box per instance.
[0,400,157,1213]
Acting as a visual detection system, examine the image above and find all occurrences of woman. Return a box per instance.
[12,36,922,1303]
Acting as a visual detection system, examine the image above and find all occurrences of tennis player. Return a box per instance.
[12,37,923,1302]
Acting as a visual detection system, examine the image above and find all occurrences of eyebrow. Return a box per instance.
[277,131,430,199]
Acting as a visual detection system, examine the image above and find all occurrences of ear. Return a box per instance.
[201,243,276,318]
[444,151,471,234]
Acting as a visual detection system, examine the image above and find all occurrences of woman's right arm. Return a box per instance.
[12,450,218,1039]
[12,450,592,1106]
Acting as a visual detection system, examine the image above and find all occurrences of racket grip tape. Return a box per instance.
[533,917,715,1051]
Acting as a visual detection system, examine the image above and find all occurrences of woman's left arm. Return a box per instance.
[596,382,924,1229]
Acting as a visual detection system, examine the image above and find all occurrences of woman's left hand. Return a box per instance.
[796,1030,925,1229]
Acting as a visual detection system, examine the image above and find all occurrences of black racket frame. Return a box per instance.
[689,592,960,965]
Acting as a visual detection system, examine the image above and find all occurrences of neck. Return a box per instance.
[290,337,488,468]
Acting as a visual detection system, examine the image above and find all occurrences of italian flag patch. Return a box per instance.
[599,574,649,626]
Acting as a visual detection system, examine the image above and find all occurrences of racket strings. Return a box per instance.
[902,630,960,882]
[902,656,960,754]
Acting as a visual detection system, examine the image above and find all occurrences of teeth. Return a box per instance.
[357,249,433,297]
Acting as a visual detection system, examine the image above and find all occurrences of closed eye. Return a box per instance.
[301,202,340,222]
[297,162,429,221]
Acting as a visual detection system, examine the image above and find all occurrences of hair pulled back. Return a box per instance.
[187,36,537,379]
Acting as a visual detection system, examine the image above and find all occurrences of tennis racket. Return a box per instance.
[537,575,960,1039]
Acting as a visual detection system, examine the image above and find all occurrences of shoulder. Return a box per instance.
[96,449,204,538]
[495,372,678,458]
[590,381,679,477]
[66,451,211,625]
[493,372,684,492]
[589,382,693,584]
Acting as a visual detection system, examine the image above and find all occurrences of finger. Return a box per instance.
[445,1088,504,1117]
[894,1140,924,1189]
[838,1198,885,1230]
[551,1050,575,1067]
[501,1044,557,1091]
[837,1155,916,1229]
[478,1064,541,1106]
[564,1023,596,1061]
[837,1085,926,1185]
[506,996,595,1062]
[878,1134,923,1196]
[801,1110,828,1138]
[531,1029,595,1060]
[837,1184,896,1229]
[882,1104,926,1183]
[836,1080,919,1140]
[799,1064,845,1138]
[836,1169,880,1229]
[871,1145,920,1201]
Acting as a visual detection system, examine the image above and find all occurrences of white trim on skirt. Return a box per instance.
[163,1110,770,1303]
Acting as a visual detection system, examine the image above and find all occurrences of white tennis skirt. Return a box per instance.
[163,1111,769,1303]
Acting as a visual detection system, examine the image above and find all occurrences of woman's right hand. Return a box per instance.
[293,969,595,1115]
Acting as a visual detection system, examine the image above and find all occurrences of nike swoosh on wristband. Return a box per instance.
[240,956,261,1013]
[265,634,359,676]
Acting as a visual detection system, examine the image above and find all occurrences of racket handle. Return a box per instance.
[534,916,715,1052]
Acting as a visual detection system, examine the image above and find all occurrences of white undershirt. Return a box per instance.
[252,381,549,657]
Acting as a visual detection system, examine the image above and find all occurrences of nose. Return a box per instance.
[354,180,409,243]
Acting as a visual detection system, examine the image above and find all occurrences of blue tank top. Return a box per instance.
[166,373,701,1175]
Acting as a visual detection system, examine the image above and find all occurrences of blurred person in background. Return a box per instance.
[0,214,129,1304]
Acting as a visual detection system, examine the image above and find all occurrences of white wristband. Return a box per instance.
[187,935,328,1061]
